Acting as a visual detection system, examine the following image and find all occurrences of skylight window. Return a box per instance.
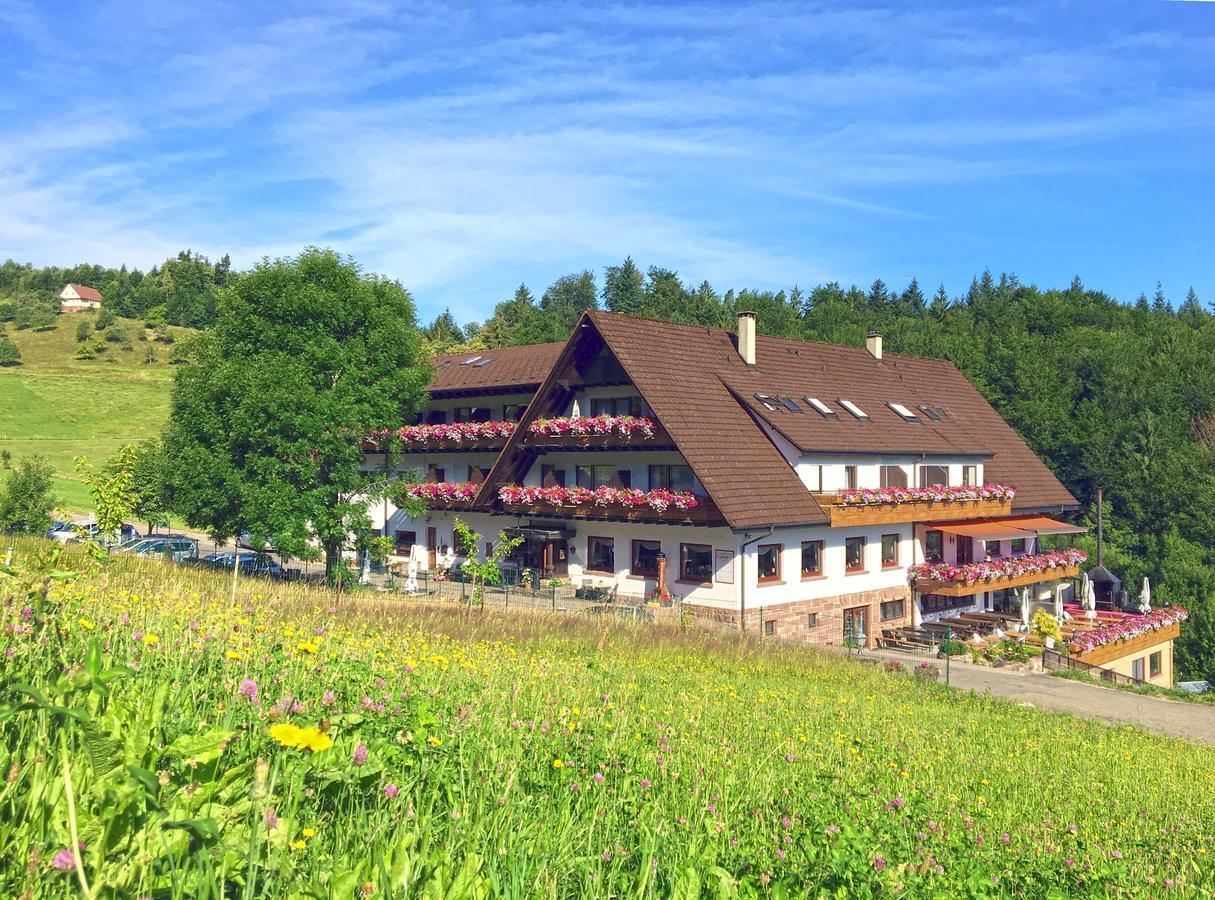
[917,404,942,421]
[473,357,495,367]
[805,397,839,420]
[778,395,802,412]
[458,355,482,366]
[888,402,920,423]
[838,399,870,420]
[755,393,781,412]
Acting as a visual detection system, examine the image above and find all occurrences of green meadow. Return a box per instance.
[0,313,186,511]
[1,541,1211,898]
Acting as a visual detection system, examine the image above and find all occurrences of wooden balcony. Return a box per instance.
[496,495,723,525]
[914,563,1080,598]
[813,494,1013,526]
[1070,622,1181,667]
[523,420,675,451]
[370,435,509,453]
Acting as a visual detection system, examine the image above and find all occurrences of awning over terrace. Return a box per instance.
[933,516,1086,540]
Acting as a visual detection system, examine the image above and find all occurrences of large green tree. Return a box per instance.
[164,248,431,577]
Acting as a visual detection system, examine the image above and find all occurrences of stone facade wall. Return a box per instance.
[684,584,911,648]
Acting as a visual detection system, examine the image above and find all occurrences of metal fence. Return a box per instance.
[1042,648,1145,686]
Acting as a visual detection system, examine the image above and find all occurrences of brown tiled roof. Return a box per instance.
[587,311,830,529]
[66,283,102,302]
[428,341,565,395]
[587,311,1077,517]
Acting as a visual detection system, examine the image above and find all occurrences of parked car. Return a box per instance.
[47,522,141,545]
[121,536,198,562]
[194,551,286,579]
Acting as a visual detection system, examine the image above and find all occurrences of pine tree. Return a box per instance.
[602,257,646,315]
[539,271,596,339]
[899,278,926,311]
[1152,282,1170,316]
[1134,293,1150,313]
[867,279,888,308]
[1180,286,1205,327]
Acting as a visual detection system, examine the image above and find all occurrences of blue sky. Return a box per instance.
[1,1,1213,323]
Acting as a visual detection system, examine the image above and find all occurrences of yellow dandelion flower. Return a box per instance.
[552,758,564,768]
[302,827,316,838]
[291,840,307,850]
[78,618,94,630]
[226,650,244,660]
[142,634,159,645]
[427,735,443,747]
[297,641,318,654]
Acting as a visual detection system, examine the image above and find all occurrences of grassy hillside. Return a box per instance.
[0,311,190,510]
[0,543,1210,897]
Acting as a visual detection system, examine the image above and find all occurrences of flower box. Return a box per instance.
[911,549,1087,597]
[365,421,516,451]
[496,484,718,523]
[523,415,672,449]
[813,485,1017,526]
[399,481,480,507]
[1066,607,1187,659]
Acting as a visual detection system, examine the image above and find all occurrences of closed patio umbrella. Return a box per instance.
[1054,583,1065,621]
[1139,576,1152,615]
[1020,586,1031,631]
[1083,578,1097,619]
[912,597,922,628]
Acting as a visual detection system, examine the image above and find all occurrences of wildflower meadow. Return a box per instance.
[1,541,1213,898]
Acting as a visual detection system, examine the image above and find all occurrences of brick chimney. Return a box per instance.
[738,311,757,366]
[866,329,882,360]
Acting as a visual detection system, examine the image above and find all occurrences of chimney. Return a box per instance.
[866,329,883,360]
[737,311,757,366]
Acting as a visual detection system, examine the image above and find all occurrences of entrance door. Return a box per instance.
[426,527,437,569]
[843,606,869,648]
[956,536,974,566]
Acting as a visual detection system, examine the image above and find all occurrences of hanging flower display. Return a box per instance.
[527,415,656,439]
[366,421,517,447]
[1065,607,1188,654]
[909,549,1087,586]
[399,481,481,503]
[834,484,1017,506]
[497,484,698,513]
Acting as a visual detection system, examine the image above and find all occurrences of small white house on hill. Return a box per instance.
[59,284,103,312]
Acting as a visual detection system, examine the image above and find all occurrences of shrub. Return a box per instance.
[104,327,126,343]
[76,319,92,342]
[1033,608,1062,643]
[0,300,14,321]
[937,638,967,656]
[0,333,21,366]
[96,306,117,330]
[144,345,158,365]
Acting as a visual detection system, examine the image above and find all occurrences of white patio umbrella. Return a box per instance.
[1139,576,1152,615]
[1020,586,1031,631]
[912,597,923,628]
[1054,583,1065,622]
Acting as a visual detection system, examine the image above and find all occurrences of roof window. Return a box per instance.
[838,399,870,420]
[888,402,920,423]
[917,404,942,421]
[473,357,495,367]
[805,397,838,420]
[778,395,802,412]
[755,393,781,412]
[458,355,482,366]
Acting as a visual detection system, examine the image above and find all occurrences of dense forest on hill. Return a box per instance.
[430,261,1215,682]
[6,252,1214,679]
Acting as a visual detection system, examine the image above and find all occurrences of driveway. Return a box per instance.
[945,662,1215,746]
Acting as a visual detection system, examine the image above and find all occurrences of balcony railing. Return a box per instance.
[495,484,720,524]
[522,415,674,450]
[813,484,1016,526]
[364,422,516,453]
[910,549,1087,597]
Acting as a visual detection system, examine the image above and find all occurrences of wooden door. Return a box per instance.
[426,527,437,569]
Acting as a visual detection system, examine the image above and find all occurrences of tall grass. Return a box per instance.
[2,540,1213,897]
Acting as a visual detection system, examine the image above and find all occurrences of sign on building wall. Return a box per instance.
[714,549,735,584]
